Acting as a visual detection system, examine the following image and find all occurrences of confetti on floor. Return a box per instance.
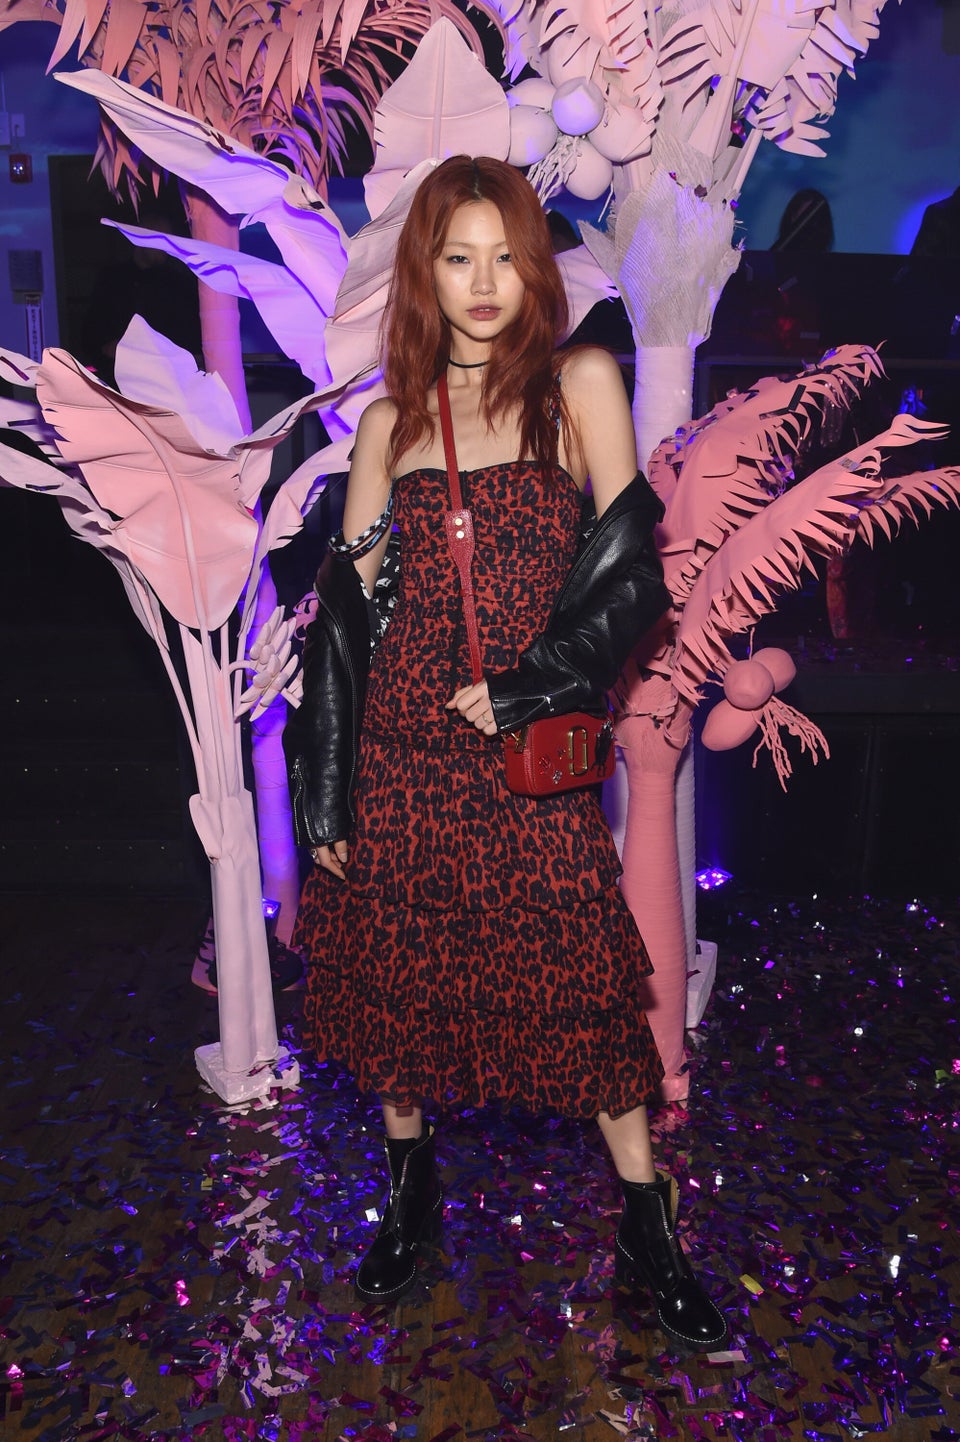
[0,888,957,1440]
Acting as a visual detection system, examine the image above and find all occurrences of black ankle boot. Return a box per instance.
[615,1172,728,1351]
[354,1126,443,1304]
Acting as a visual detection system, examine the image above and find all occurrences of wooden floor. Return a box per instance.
[1,887,957,1441]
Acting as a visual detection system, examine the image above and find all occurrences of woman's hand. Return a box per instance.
[446,681,499,735]
[311,840,349,880]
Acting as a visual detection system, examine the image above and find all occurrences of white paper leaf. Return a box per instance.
[363,19,510,220]
[54,68,289,217]
[114,316,245,454]
[0,349,41,388]
[556,244,618,336]
[107,220,333,387]
[255,176,349,319]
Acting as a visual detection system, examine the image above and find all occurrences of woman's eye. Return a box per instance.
[498,252,512,263]
[446,253,468,264]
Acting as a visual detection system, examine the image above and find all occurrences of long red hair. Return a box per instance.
[382,156,570,472]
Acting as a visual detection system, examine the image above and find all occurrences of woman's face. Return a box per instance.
[433,200,525,354]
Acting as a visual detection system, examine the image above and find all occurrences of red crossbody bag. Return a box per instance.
[437,373,615,797]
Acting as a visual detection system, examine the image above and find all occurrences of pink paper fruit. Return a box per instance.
[723,657,776,710]
[753,646,796,690]
[702,701,764,751]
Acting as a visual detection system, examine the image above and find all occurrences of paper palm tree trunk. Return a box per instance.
[602,338,701,1099]
[173,525,279,1098]
[606,172,741,1099]
[184,187,300,946]
[633,339,700,1022]
[184,191,252,431]
[633,344,695,487]
[617,712,690,1102]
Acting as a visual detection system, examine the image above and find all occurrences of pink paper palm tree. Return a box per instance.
[614,347,959,1094]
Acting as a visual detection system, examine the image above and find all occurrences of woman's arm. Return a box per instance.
[559,347,639,514]
[340,396,397,593]
[485,475,671,734]
[284,398,396,877]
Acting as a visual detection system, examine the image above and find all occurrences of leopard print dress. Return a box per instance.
[295,461,664,1118]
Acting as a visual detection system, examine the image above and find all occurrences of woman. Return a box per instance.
[285,156,726,1351]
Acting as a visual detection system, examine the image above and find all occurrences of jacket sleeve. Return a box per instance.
[486,473,671,734]
[282,552,372,847]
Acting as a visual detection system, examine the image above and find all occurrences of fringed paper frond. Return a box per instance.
[749,0,891,156]
[656,345,883,605]
[485,0,544,82]
[656,0,893,156]
[658,0,745,109]
[671,413,950,706]
[9,0,497,198]
[537,0,661,102]
[853,465,960,548]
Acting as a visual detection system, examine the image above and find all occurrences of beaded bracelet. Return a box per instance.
[329,488,394,559]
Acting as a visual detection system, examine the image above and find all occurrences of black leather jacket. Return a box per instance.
[284,471,670,847]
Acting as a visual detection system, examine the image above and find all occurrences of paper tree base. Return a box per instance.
[195,1041,300,1104]
[686,938,718,1029]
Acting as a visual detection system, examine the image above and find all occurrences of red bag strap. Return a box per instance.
[437,372,484,685]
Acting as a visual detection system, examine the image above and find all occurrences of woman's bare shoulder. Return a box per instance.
[558,345,626,397]
[558,347,637,499]
[356,394,399,442]
[349,396,398,479]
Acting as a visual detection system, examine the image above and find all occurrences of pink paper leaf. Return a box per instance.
[0,348,41,388]
[36,345,258,630]
[114,315,245,453]
[45,0,90,71]
[261,28,294,108]
[364,19,510,220]
[0,388,73,464]
[291,5,324,94]
[0,371,171,649]
[338,0,369,63]
[855,465,960,549]
[0,423,74,494]
[657,345,884,602]
[240,422,366,637]
[339,160,435,317]
[100,0,147,77]
[556,244,618,337]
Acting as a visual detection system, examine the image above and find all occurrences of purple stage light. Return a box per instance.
[696,867,733,890]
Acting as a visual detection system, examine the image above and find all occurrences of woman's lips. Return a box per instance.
[468,307,500,319]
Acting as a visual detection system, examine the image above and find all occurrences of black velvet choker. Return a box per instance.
[447,358,488,369]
